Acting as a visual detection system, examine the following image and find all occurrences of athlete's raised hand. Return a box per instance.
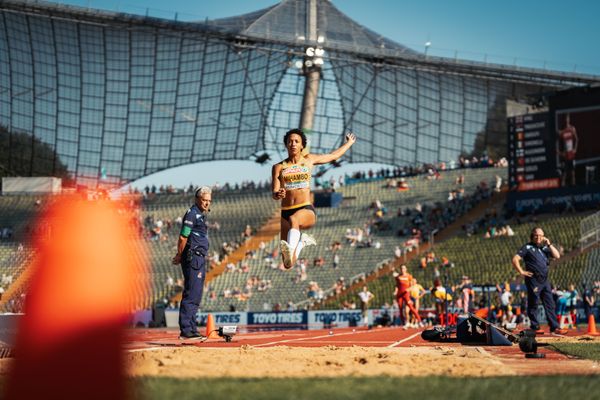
[345,132,357,145]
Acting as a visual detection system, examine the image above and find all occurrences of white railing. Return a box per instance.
[580,210,600,250]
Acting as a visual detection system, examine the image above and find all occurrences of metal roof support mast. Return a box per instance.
[299,0,322,133]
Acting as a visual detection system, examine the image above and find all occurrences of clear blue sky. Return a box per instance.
[56,0,600,74]
[50,0,600,190]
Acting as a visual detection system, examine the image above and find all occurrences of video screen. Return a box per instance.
[508,86,600,192]
[555,106,600,187]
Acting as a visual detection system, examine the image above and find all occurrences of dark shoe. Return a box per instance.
[551,328,568,335]
[530,326,544,335]
[179,332,208,341]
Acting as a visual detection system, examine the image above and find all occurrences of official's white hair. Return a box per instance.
[195,186,212,197]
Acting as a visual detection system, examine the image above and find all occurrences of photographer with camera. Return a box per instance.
[511,227,568,335]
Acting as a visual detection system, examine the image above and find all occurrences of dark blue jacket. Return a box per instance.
[180,203,209,254]
[517,243,553,280]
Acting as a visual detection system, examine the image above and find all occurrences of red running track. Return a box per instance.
[124,326,425,351]
[125,323,585,352]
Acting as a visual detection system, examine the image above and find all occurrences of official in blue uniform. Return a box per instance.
[172,186,212,340]
[512,227,568,335]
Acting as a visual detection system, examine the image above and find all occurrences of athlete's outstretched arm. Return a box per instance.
[310,132,356,165]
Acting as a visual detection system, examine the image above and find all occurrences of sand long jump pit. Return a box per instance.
[125,328,600,378]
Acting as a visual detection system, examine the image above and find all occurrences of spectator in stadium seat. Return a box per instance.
[394,246,402,259]
[397,178,409,191]
[241,224,253,240]
[506,225,515,236]
[332,252,340,269]
[495,175,502,192]
[512,227,567,335]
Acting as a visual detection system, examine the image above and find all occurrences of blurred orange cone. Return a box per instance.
[5,196,147,400]
[205,314,219,338]
[587,314,599,336]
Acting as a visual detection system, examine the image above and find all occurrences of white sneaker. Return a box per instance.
[280,240,293,269]
[301,233,317,247]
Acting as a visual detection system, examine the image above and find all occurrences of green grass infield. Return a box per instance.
[550,342,600,361]
[131,375,600,400]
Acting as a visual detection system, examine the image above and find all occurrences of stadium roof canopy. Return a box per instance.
[205,0,418,56]
[204,0,599,87]
[4,0,598,86]
[1,0,600,186]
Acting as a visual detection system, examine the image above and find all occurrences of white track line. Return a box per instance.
[386,331,421,347]
[282,340,396,344]
[126,329,424,351]
[127,347,164,352]
[253,329,389,347]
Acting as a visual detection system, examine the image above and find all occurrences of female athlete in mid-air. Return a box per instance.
[272,129,356,268]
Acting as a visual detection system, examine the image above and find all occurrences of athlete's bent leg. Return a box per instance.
[280,218,293,268]
[289,209,316,262]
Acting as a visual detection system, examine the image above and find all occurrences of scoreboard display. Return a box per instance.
[507,112,559,191]
[508,85,600,193]
[507,86,600,212]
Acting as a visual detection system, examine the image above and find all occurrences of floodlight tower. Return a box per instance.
[299,0,324,132]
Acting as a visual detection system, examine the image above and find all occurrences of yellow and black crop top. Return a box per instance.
[281,161,311,190]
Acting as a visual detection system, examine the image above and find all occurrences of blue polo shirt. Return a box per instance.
[180,203,209,253]
[516,243,553,280]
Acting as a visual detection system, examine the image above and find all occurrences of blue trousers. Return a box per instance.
[526,278,559,331]
[179,254,206,335]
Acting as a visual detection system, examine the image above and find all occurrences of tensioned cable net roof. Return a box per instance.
[206,0,417,56]
[1,0,599,186]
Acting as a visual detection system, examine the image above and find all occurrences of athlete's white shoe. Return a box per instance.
[280,240,293,269]
[301,233,317,247]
